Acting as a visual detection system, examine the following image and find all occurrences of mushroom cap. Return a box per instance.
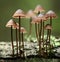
[6,19,16,27]
[26,10,36,18]
[31,14,47,24]
[45,10,57,18]
[38,14,47,21]
[45,24,52,30]
[12,9,25,18]
[31,16,40,24]
[20,27,27,33]
[34,5,45,13]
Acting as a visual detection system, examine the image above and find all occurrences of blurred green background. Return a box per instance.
[0,0,60,41]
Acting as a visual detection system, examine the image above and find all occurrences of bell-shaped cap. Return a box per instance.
[34,5,45,13]
[26,10,36,18]
[31,14,47,24]
[12,9,25,18]
[31,16,40,24]
[38,14,47,21]
[45,24,52,30]
[45,10,57,18]
[6,19,16,27]
[20,27,27,33]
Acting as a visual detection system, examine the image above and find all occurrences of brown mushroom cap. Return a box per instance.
[45,24,52,30]
[45,10,57,18]
[20,27,27,33]
[12,9,25,18]
[38,14,47,21]
[31,14,47,24]
[6,19,16,27]
[31,16,40,24]
[34,5,45,13]
[26,10,36,18]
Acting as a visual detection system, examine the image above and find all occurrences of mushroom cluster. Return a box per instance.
[6,5,57,57]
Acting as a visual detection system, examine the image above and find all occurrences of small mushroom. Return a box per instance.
[26,10,35,18]
[45,10,57,26]
[45,24,52,30]
[12,9,25,56]
[20,27,27,57]
[34,5,45,14]
[31,16,40,42]
[12,22,19,56]
[13,9,25,18]
[38,14,47,55]
[26,10,36,36]
[45,24,52,54]
[45,11,57,52]
[6,19,16,56]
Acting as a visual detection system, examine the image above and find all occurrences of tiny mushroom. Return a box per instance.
[45,24,52,53]
[20,27,27,34]
[20,27,27,57]
[45,10,57,26]
[38,14,47,55]
[6,19,16,56]
[38,14,47,41]
[31,16,40,41]
[12,9,25,55]
[26,10,36,35]
[6,19,16,27]
[12,22,19,56]
[26,10,36,18]
[34,5,45,14]
[45,24,52,30]
[13,9,25,18]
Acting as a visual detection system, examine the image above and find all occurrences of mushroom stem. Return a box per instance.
[16,28,18,56]
[50,16,52,26]
[37,24,39,39]
[47,29,51,54]
[37,11,40,38]
[39,20,42,55]
[46,29,49,55]
[38,23,40,34]
[49,29,51,53]
[42,21,44,55]
[11,26,14,56]
[19,16,21,56]
[21,32,24,57]
[35,23,38,41]
[29,17,32,36]
[49,17,52,53]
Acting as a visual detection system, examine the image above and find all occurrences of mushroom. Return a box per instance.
[20,27,27,57]
[45,11,57,53]
[31,16,40,42]
[26,10,36,36]
[38,14,47,55]
[6,19,16,56]
[34,5,45,14]
[34,5,45,43]
[45,24,52,54]
[45,10,57,26]
[12,22,19,56]
[12,9,25,56]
